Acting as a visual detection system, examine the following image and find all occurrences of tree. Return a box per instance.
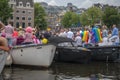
[80,12,89,26]
[0,0,12,24]
[34,3,47,29]
[102,7,120,27]
[61,11,80,28]
[80,6,103,26]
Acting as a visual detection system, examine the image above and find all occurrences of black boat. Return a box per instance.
[87,45,120,62]
[48,36,92,63]
[49,36,120,63]
[55,45,91,63]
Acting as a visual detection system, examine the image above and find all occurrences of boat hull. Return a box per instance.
[0,50,7,74]
[55,47,91,63]
[11,44,56,67]
[88,46,120,62]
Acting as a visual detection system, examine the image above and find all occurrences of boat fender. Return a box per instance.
[21,49,23,52]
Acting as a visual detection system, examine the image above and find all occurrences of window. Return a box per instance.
[16,22,19,28]
[28,23,31,26]
[22,11,25,13]
[26,2,30,7]
[10,16,13,20]
[16,17,19,20]
[28,17,31,20]
[19,2,23,7]
[16,10,19,13]
[11,4,14,8]
[22,22,25,28]
[22,17,25,20]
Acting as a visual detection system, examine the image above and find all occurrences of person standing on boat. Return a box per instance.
[67,28,74,39]
[12,28,18,46]
[58,29,67,38]
[91,26,102,46]
[23,27,33,44]
[100,25,108,46]
[17,26,25,45]
[102,25,108,38]
[109,24,119,45]
[18,26,25,37]
[4,23,14,48]
[0,21,9,52]
[43,29,51,39]
[74,32,82,46]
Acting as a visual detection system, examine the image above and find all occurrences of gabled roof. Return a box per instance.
[16,0,34,7]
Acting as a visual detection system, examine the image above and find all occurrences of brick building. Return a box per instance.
[8,0,34,28]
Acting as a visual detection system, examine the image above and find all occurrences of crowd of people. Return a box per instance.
[0,21,120,51]
[0,22,49,51]
[56,24,119,47]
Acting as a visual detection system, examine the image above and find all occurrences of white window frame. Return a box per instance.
[26,2,30,7]
[19,2,23,7]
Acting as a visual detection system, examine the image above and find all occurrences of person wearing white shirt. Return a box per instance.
[74,33,82,46]
[67,29,74,39]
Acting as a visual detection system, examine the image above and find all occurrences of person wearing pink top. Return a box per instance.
[23,32,33,44]
[23,27,33,44]
[32,34,41,44]
[4,23,14,47]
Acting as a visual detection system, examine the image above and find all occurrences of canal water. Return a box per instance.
[1,62,120,80]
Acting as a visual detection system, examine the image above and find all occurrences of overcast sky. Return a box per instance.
[34,0,120,9]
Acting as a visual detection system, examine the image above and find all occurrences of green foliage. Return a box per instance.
[80,6,103,26]
[34,3,47,29]
[0,0,12,24]
[80,12,89,26]
[102,7,120,27]
[61,11,80,28]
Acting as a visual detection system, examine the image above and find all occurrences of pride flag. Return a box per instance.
[82,30,89,43]
[91,27,102,43]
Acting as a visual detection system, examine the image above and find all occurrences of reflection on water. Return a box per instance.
[51,62,120,80]
[2,62,120,80]
[2,68,54,80]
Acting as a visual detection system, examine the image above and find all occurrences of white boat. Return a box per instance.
[0,50,7,74]
[11,44,56,67]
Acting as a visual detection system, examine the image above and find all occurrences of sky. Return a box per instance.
[34,0,120,9]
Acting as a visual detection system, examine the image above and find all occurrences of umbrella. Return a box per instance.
[25,26,33,33]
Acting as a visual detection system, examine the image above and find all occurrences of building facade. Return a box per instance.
[8,0,34,28]
[40,2,86,28]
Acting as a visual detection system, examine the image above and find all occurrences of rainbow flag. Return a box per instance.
[82,31,89,43]
[93,28,102,43]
